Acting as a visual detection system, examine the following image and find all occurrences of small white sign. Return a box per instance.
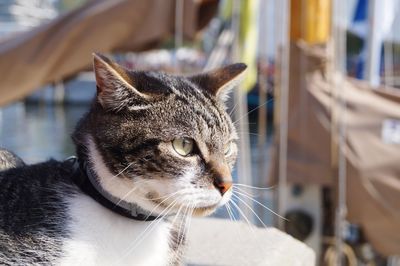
[382,119,400,144]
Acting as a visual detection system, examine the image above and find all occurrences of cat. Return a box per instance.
[0,149,25,171]
[0,53,246,266]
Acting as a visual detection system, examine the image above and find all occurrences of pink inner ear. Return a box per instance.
[92,53,134,94]
[93,67,108,94]
[93,54,114,93]
[92,54,154,112]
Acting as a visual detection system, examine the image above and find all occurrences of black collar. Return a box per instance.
[67,156,160,221]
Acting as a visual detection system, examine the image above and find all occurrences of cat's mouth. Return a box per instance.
[149,195,228,217]
[143,183,233,217]
[191,204,220,216]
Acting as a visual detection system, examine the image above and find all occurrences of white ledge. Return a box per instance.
[186,218,315,266]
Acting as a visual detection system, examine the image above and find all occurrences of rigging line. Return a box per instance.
[276,0,291,230]
[332,0,348,265]
[231,0,254,224]
[383,6,396,87]
[174,0,184,71]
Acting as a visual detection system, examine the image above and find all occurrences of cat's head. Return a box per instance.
[73,53,246,217]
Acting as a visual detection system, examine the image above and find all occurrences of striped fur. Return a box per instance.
[0,54,246,265]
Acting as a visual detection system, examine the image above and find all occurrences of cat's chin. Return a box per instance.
[145,187,232,217]
[191,205,219,217]
[185,197,232,217]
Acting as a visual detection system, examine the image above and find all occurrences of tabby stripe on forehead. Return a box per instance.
[174,93,215,128]
[211,102,225,126]
[194,109,214,127]
[203,102,227,132]
[182,85,226,126]
[174,95,190,106]
[180,81,225,121]
[181,80,209,104]
[190,86,227,129]
[214,104,230,135]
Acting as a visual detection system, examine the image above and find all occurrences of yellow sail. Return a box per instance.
[290,0,331,44]
[222,0,258,91]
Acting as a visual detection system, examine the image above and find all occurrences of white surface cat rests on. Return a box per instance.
[186,218,315,266]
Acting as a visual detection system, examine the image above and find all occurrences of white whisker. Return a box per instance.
[233,98,273,125]
[107,162,136,183]
[233,183,275,190]
[234,186,267,198]
[232,193,268,228]
[229,200,255,233]
[233,189,288,221]
[177,204,190,248]
[225,205,234,222]
[146,190,184,218]
[228,101,239,116]
[183,202,195,247]
[226,201,236,222]
[119,199,179,262]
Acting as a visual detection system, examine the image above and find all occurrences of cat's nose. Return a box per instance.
[208,157,232,195]
[214,179,232,195]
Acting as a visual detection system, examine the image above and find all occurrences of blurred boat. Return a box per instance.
[270,41,400,259]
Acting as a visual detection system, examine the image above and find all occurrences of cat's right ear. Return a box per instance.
[189,63,247,103]
[93,53,150,111]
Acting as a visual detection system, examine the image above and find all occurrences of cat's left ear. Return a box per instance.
[189,63,247,102]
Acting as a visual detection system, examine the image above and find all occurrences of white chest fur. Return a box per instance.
[58,194,171,266]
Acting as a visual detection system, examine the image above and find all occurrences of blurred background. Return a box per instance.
[0,0,400,265]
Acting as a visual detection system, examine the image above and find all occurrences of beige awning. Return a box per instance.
[271,42,400,256]
[0,0,218,106]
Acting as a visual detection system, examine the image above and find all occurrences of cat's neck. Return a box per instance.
[68,156,160,221]
[59,192,174,266]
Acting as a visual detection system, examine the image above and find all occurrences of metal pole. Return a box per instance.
[257,67,268,226]
[232,0,254,224]
[332,0,348,265]
[364,0,380,87]
[0,108,2,143]
[257,70,267,183]
[383,30,394,87]
[174,0,184,71]
[276,0,291,230]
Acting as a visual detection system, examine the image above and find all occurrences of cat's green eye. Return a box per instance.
[172,138,194,156]
[224,142,233,156]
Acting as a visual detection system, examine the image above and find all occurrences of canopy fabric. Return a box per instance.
[271,43,400,255]
[310,72,400,256]
[271,43,333,186]
[0,0,218,106]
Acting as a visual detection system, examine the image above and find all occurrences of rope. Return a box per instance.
[174,0,184,71]
[331,0,348,264]
[276,0,291,230]
[323,237,357,266]
[231,0,254,224]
